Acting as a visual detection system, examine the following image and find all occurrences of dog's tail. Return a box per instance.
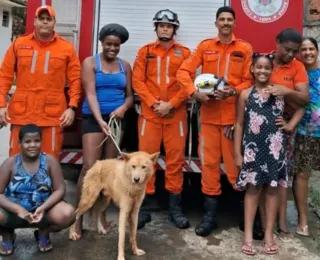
[76,161,103,219]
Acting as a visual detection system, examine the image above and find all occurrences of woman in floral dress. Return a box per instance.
[234,53,304,256]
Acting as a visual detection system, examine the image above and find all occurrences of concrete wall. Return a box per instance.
[0,4,12,63]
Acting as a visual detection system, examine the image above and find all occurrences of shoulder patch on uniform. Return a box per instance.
[176,44,191,57]
[173,48,183,57]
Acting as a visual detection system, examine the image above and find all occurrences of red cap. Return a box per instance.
[35,5,56,18]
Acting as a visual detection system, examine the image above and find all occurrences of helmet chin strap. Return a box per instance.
[158,36,172,41]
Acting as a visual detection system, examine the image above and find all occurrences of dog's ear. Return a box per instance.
[121,152,131,161]
[149,152,160,164]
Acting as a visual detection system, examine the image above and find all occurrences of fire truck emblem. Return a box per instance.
[241,0,289,23]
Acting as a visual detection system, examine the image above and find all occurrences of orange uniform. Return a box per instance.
[270,58,308,90]
[0,32,82,159]
[133,40,191,194]
[177,35,253,195]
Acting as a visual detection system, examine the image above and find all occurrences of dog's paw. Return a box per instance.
[98,226,108,235]
[69,224,82,241]
[117,256,125,260]
[97,221,114,235]
[133,248,146,256]
[69,231,81,241]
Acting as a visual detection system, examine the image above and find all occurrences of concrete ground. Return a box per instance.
[0,177,319,260]
[0,125,320,260]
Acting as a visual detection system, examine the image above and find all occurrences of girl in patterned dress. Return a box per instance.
[234,53,304,256]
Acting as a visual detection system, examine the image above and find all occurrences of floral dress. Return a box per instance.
[235,86,288,189]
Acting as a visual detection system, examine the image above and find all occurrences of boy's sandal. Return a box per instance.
[276,229,294,242]
[296,225,309,237]
[34,230,53,253]
[263,241,278,255]
[241,242,257,256]
[0,233,16,256]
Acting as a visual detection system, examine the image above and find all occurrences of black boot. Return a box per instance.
[195,195,218,237]
[137,196,152,230]
[168,193,190,229]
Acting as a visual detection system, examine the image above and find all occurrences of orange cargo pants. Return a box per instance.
[138,116,187,195]
[199,124,238,195]
[9,125,64,161]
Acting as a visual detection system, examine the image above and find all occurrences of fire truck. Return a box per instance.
[24,0,304,178]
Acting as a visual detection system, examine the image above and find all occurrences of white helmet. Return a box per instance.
[194,74,228,94]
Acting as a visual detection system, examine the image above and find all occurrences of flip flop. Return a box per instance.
[34,230,53,253]
[263,241,278,255]
[276,229,294,242]
[241,242,257,256]
[296,225,309,237]
[0,233,16,256]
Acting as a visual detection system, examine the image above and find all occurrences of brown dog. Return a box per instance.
[69,151,159,260]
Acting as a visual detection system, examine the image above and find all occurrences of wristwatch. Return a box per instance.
[69,106,77,111]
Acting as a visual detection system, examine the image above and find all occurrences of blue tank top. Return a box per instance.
[82,54,127,115]
[4,153,52,212]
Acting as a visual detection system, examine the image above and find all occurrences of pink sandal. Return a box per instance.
[276,229,294,242]
[241,242,257,256]
[263,241,278,255]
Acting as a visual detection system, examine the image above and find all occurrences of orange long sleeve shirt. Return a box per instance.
[177,35,253,125]
[0,32,81,126]
[132,40,191,124]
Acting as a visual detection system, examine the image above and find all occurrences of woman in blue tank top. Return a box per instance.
[70,24,133,240]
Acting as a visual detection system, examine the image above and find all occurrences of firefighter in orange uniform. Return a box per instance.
[0,5,81,160]
[133,9,191,230]
[177,6,253,237]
